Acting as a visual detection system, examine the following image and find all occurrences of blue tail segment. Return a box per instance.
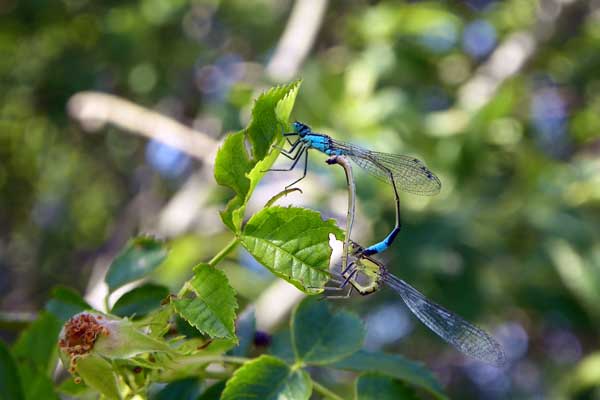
[361,226,401,256]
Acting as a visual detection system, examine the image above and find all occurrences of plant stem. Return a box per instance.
[208,237,239,267]
[313,380,344,400]
[170,354,249,368]
[104,293,110,313]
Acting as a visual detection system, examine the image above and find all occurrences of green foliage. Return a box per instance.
[74,354,122,400]
[11,312,62,400]
[173,264,238,339]
[215,81,301,233]
[105,236,167,291]
[355,373,419,400]
[152,378,202,400]
[105,237,169,292]
[111,283,169,318]
[228,309,256,357]
[221,355,312,400]
[12,312,61,374]
[45,286,91,321]
[291,297,364,365]
[0,340,23,400]
[197,381,226,400]
[333,351,447,400]
[240,207,343,292]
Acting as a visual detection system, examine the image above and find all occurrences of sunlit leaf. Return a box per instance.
[172,264,238,339]
[215,131,253,232]
[333,350,447,400]
[292,297,364,365]
[214,81,301,233]
[75,354,122,400]
[56,378,92,397]
[240,206,342,292]
[356,373,419,400]
[221,355,311,400]
[105,237,168,292]
[247,81,300,160]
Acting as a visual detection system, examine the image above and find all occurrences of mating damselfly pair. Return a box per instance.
[269,121,441,256]
[269,122,506,366]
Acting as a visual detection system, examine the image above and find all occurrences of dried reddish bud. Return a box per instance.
[59,312,109,358]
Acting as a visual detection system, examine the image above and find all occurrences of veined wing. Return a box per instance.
[331,139,441,196]
[382,273,505,366]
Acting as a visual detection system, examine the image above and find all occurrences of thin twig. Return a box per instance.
[207,237,239,268]
[266,0,329,82]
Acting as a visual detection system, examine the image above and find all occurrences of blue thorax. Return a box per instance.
[293,121,345,156]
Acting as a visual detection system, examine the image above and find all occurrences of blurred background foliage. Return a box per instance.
[2,0,600,398]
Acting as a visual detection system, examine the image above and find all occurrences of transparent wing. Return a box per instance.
[382,273,505,366]
[331,139,441,196]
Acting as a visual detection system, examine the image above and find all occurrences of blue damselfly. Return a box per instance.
[270,121,441,256]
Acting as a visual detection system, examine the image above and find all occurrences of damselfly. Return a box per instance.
[269,121,441,257]
[328,243,506,366]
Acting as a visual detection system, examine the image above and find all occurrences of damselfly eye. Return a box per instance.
[293,121,310,136]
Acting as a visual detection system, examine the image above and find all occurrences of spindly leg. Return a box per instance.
[323,271,357,299]
[284,148,309,189]
[267,146,307,173]
[273,138,302,159]
[323,286,354,299]
[283,132,297,146]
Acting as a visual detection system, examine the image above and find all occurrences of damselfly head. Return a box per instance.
[293,121,311,137]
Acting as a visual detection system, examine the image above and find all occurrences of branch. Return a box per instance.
[266,0,329,82]
[67,92,218,163]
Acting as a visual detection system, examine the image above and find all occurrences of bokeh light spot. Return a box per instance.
[128,63,158,94]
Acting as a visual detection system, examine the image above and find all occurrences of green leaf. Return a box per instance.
[291,297,364,365]
[221,355,312,400]
[17,369,58,400]
[45,286,91,322]
[111,283,170,318]
[355,373,419,400]
[268,329,295,364]
[172,264,238,339]
[12,313,60,400]
[0,340,24,400]
[57,378,92,396]
[215,130,252,198]
[152,378,202,400]
[240,206,343,292]
[76,354,122,400]
[229,308,256,357]
[247,81,300,160]
[197,380,226,400]
[105,237,168,292]
[214,81,301,233]
[215,131,253,232]
[12,312,62,373]
[332,351,447,400]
